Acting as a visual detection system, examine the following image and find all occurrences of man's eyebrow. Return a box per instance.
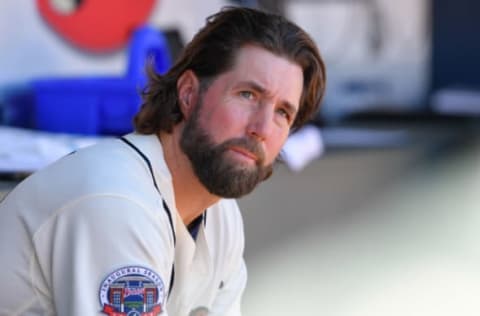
[238,80,266,94]
[238,80,299,115]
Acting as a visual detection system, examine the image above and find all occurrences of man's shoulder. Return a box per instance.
[14,137,164,213]
[51,136,160,187]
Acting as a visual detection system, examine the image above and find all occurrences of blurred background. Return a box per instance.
[1,0,480,315]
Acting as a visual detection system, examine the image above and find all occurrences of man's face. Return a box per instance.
[181,45,303,198]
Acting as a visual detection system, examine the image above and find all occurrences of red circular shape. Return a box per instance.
[37,0,156,52]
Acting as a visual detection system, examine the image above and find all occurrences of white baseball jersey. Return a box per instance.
[0,133,247,316]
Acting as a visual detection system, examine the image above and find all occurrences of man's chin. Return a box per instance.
[200,168,263,198]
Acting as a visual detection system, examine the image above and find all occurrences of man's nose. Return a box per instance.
[246,106,274,141]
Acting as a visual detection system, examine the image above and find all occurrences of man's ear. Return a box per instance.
[177,70,200,119]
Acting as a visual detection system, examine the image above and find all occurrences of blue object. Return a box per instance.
[31,25,171,135]
[1,86,35,128]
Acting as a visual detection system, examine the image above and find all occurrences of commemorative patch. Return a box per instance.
[99,266,166,316]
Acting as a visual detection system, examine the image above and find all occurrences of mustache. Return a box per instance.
[222,137,266,165]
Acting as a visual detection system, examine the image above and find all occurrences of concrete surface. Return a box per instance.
[239,125,480,316]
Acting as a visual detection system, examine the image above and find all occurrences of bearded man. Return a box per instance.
[0,6,325,316]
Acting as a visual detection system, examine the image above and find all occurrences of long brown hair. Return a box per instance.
[134,6,326,134]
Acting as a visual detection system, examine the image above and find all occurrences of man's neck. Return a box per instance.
[158,128,219,226]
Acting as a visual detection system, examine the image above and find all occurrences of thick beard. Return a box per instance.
[180,101,273,198]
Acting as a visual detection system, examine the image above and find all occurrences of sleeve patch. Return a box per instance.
[99,265,165,315]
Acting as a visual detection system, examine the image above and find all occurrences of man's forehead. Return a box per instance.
[229,45,303,106]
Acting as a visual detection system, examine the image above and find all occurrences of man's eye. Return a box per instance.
[239,91,254,99]
[277,108,291,121]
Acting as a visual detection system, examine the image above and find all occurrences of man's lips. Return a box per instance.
[229,146,258,162]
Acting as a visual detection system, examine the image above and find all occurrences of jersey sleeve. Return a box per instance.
[32,194,174,315]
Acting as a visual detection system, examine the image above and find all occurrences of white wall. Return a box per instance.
[0,0,229,88]
[287,0,431,117]
[0,0,431,116]
[0,0,124,86]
